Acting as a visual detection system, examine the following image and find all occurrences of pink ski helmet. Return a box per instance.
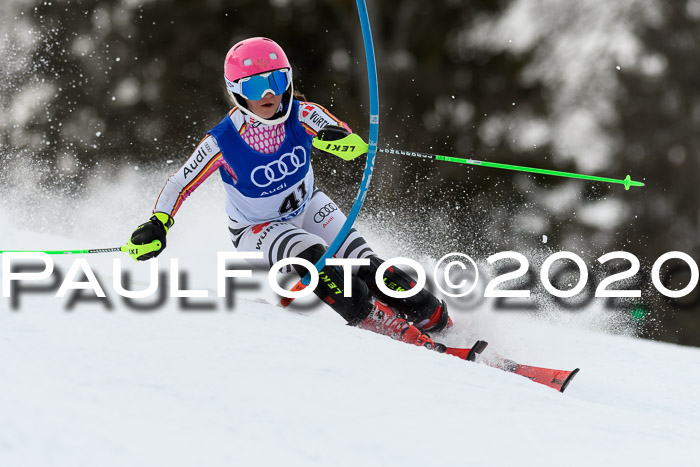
[224,37,294,125]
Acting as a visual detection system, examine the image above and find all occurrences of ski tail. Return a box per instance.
[512,365,579,393]
[484,355,580,393]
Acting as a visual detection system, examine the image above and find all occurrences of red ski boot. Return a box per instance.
[357,300,438,349]
[358,301,488,361]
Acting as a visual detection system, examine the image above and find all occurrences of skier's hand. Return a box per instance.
[126,212,174,261]
[312,125,368,161]
[316,124,350,143]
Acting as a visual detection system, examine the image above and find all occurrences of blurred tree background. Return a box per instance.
[2,0,700,344]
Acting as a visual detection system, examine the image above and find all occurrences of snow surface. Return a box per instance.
[2,168,700,467]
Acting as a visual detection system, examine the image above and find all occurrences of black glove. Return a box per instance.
[127,212,174,261]
[316,125,350,143]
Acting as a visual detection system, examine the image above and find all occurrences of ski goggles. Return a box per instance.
[226,68,292,101]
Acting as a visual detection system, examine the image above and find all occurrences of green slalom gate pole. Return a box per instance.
[312,135,645,190]
[388,149,645,191]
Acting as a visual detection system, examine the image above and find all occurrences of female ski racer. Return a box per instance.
[128,37,455,352]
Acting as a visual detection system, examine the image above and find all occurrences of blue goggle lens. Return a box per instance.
[236,69,290,101]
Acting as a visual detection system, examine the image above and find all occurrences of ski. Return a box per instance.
[439,339,489,362]
[482,354,579,393]
[438,339,579,392]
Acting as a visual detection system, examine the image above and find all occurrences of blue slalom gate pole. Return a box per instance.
[281,0,379,304]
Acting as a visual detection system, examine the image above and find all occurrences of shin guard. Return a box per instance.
[295,244,373,324]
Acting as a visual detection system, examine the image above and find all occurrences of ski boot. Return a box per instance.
[357,300,441,350]
[358,300,486,361]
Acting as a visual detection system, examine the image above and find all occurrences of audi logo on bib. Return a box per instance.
[251,146,307,188]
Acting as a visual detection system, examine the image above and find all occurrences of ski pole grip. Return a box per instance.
[124,240,162,261]
[312,132,369,161]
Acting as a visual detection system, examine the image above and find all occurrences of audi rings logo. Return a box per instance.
[251,146,307,188]
[314,203,338,223]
